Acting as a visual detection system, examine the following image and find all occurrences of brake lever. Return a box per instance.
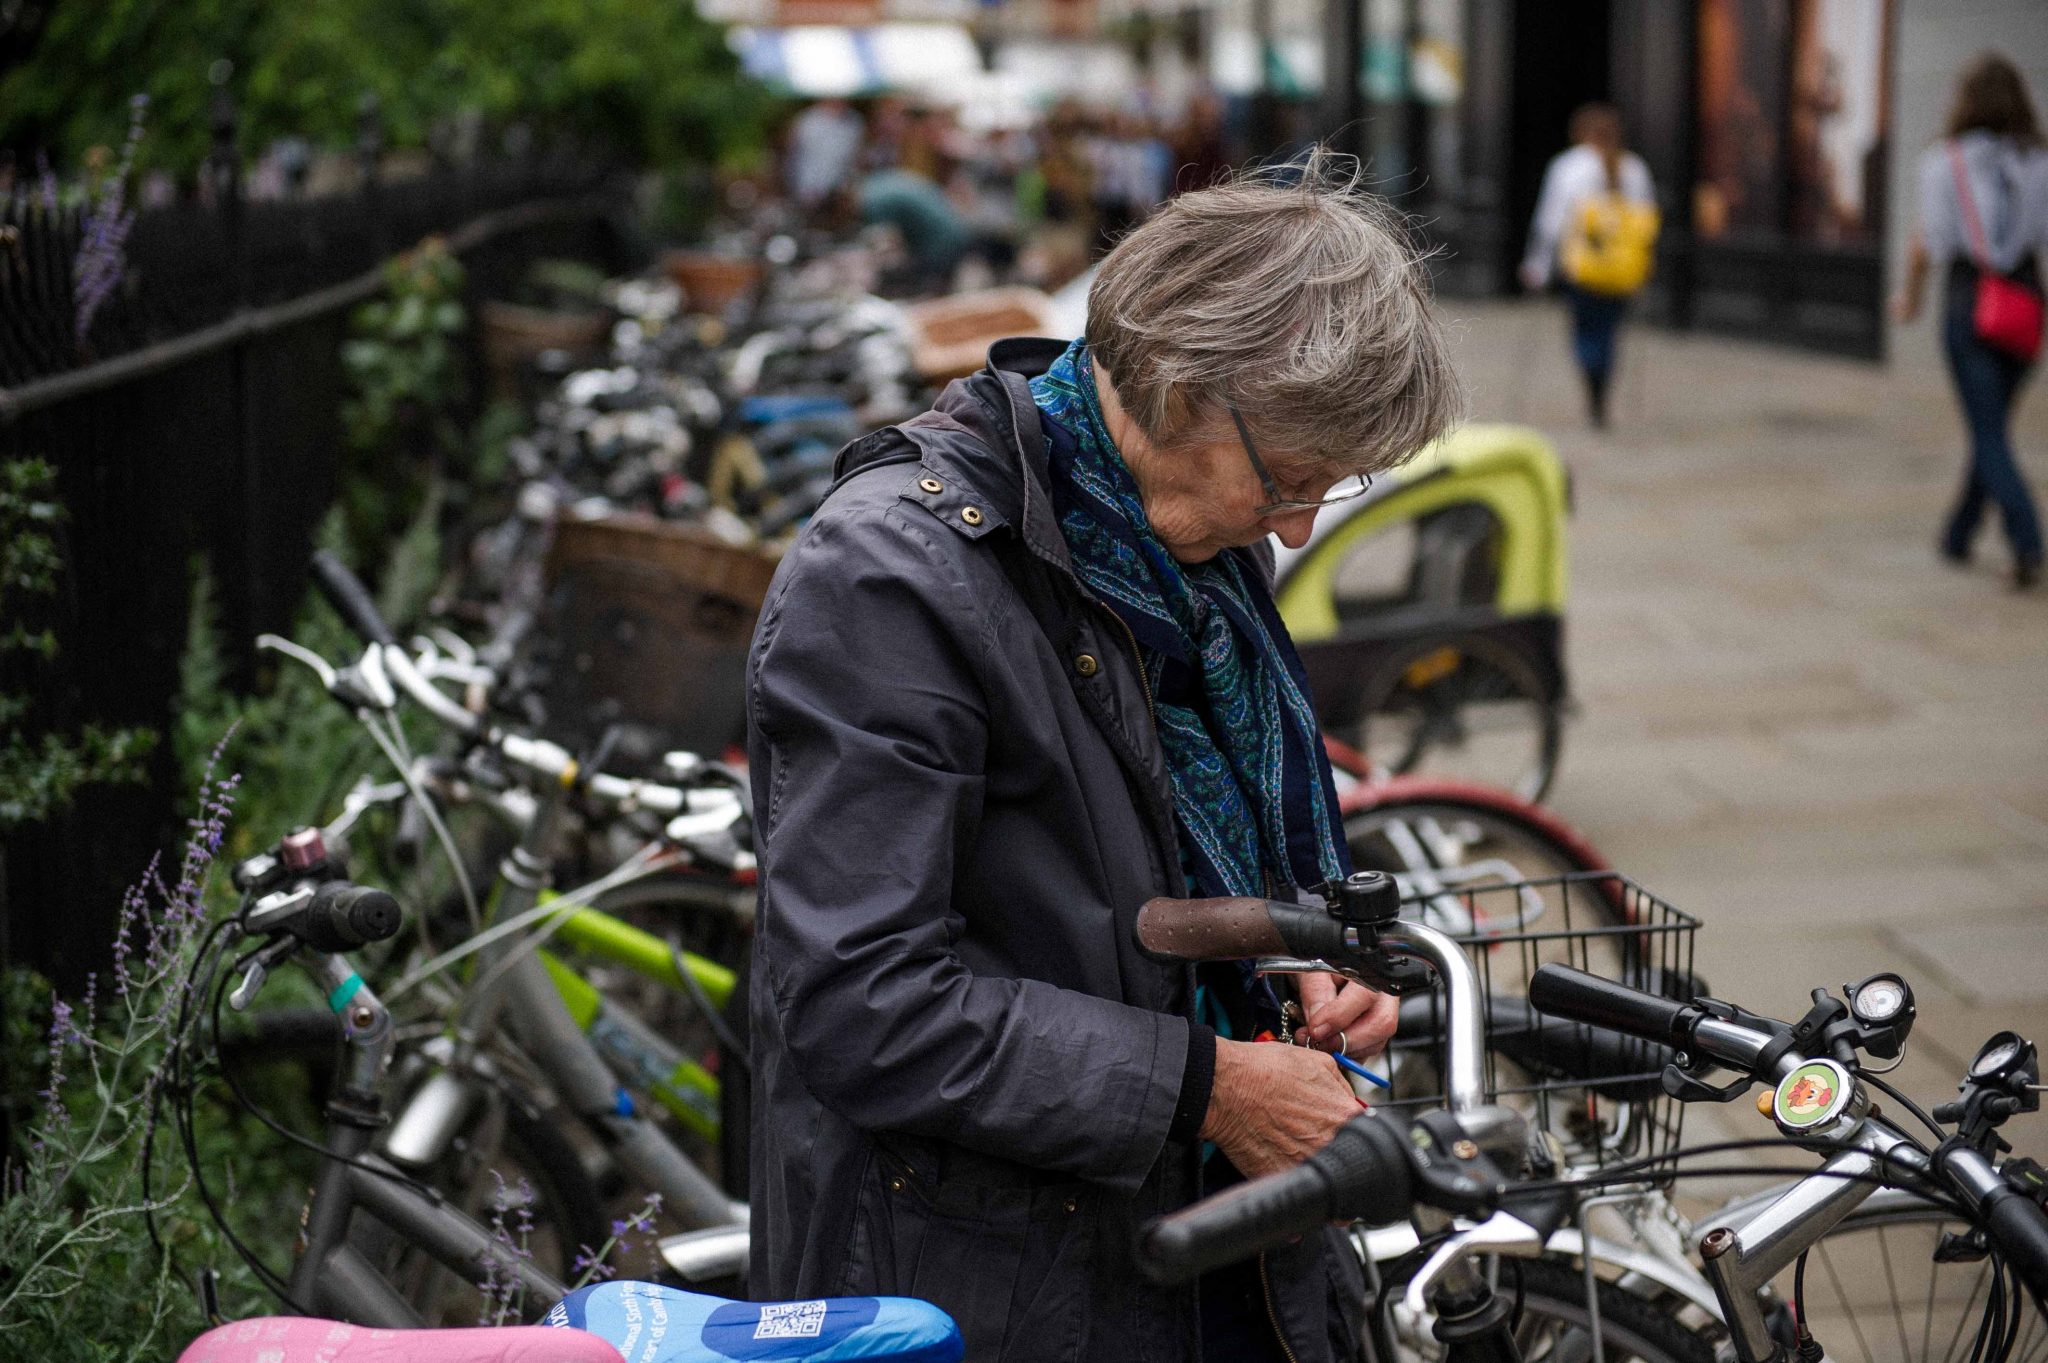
[229,935,300,1012]
[1402,1210,1547,1319]
[255,634,338,692]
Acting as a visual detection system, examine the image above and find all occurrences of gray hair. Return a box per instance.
[1086,151,1465,476]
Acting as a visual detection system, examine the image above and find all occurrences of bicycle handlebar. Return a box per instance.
[1939,1145,2048,1304]
[310,550,398,648]
[1134,895,1350,963]
[1532,963,2048,1299]
[247,880,405,952]
[1527,964,1697,1049]
[1137,1115,1418,1283]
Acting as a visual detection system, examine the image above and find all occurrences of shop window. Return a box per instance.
[1694,0,1893,245]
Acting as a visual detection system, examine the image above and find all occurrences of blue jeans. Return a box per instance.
[1942,275,2041,565]
[1566,286,1628,385]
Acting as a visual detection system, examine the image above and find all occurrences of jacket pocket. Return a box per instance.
[853,1136,1094,1363]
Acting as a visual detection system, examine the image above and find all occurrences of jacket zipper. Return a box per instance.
[1259,1250,1304,1363]
[1093,599,1156,724]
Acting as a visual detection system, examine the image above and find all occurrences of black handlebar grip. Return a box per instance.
[298,882,404,952]
[309,550,396,648]
[1979,1185,2048,1304]
[1135,897,1349,963]
[1136,1116,1412,1284]
[1528,964,1696,1048]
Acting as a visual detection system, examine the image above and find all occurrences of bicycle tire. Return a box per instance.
[1341,777,1628,931]
[1345,631,1563,804]
[1376,1255,1716,1363]
[1752,1197,2048,1363]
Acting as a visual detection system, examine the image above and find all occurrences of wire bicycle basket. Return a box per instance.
[1375,870,1700,1176]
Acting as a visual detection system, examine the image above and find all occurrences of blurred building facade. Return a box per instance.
[712,0,2045,360]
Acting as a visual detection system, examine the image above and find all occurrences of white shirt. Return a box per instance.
[1522,144,1657,286]
[1918,132,2048,275]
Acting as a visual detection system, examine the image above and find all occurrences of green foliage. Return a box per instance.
[338,238,467,561]
[0,0,769,180]
[0,459,155,831]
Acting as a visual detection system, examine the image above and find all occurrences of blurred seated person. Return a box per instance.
[850,168,969,295]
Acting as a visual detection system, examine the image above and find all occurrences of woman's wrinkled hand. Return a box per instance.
[1201,1038,1362,1180]
[1296,973,1399,1057]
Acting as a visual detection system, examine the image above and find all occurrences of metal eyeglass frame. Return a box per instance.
[1228,405,1374,516]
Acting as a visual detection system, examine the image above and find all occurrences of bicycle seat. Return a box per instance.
[180,1318,625,1363]
[545,1281,963,1363]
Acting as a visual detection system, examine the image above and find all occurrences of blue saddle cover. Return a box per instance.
[544,1281,963,1363]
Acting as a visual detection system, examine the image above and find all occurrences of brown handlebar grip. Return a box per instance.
[1135,896,1291,962]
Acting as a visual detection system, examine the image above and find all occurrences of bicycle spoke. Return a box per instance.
[1921,1226,1939,1363]
[1940,1260,1992,1363]
[1817,1235,1877,1363]
[1878,1224,1913,1362]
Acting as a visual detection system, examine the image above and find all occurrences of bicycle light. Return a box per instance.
[1848,972,1910,1024]
[1970,1031,2034,1084]
[1845,971,1916,1060]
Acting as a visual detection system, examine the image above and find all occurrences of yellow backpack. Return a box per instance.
[1561,191,1660,297]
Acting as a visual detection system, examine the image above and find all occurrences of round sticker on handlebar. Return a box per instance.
[1772,1058,1854,1131]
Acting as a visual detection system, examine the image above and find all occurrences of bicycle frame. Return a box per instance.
[1697,1119,1931,1362]
[392,778,742,1230]
[287,952,567,1326]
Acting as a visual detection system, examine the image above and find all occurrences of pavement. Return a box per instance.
[1442,297,2048,1156]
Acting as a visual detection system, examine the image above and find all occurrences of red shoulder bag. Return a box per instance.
[1950,142,2044,363]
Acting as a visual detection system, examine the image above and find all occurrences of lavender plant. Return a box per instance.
[0,739,253,1360]
[72,94,148,347]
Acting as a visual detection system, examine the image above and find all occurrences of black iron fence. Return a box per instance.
[0,119,641,994]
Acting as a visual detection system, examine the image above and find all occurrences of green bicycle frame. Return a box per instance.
[532,889,738,1138]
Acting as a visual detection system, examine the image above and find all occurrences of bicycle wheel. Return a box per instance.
[1346,632,1563,803]
[1375,1256,1716,1363]
[1342,778,1627,939]
[1754,1197,2048,1363]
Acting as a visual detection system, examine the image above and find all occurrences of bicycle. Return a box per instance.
[220,553,767,1317]
[1128,881,2048,1363]
[167,858,965,1360]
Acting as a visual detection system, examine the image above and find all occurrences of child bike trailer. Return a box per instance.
[1275,423,1570,802]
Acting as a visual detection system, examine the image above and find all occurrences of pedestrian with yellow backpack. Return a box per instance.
[1521,104,1661,429]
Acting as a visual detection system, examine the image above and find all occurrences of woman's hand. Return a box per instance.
[1201,1038,1363,1179]
[1296,973,1399,1057]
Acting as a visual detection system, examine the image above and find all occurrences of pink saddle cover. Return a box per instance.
[179,1318,627,1363]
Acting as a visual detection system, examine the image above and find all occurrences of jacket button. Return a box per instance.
[1074,653,1099,677]
[888,1176,906,1194]
[919,477,943,494]
[961,506,984,526]
[1063,1197,1079,1214]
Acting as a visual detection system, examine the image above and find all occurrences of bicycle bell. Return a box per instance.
[1328,870,1402,928]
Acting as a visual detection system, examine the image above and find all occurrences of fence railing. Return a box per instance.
[0,113,642,999]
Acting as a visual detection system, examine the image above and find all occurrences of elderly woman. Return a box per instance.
[745,163,1463,1362]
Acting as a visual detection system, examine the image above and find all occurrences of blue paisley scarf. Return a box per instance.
[1030,338,1351,902]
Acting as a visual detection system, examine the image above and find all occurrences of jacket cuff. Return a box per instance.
[1168,1022,1217,1144]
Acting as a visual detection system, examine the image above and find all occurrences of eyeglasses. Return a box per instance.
[1228,407,1374,516]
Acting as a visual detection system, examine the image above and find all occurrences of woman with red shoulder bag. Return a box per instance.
[1896,53,2048,590]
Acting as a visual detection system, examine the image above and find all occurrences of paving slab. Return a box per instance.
[1447,299,2048,1152]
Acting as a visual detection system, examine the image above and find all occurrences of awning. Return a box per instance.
[729,23,983,97]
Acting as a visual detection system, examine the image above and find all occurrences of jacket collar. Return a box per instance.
[889,337,1080,576]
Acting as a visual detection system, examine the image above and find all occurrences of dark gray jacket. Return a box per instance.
[745,339,1363,1362]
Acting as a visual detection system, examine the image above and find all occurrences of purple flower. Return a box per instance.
[73,94,149,343]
